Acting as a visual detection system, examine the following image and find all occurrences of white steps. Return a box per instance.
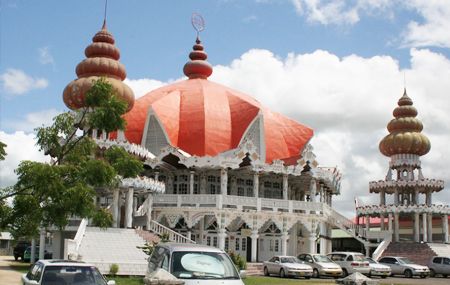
[428,243,450,256]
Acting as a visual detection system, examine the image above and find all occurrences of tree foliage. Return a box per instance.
[0,141,6,161]
[0,78,142,238]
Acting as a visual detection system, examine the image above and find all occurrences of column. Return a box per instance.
[31,238,36,264]
[125,188,134,228]
[145,194,153,229]
[380,190,386,205]
[380,214,385,231]
[112,188,120,228]
[251,230,259,262]
[282,174,288,200]
[388,213,393,232]
[319,223,327,255]
[253,172,259,198]
[365,215,370,232]
[308,233,316,254]
[154,171,159,181]
[422,213,428,242]
[189,170,195,195]
[218,228,227,251]
[414,212,420,242]
[220,168,228,195]
[199,217,205,245]
[39,228,46,260]
[394,212,399,242]
[186,230,192,241]
[133,196,138,216]
[200,174,206,194]
[394,189,399,205]
[443,215,449,243]
[427,213,433,242]
[426,192,432,206]
[414,189,419,205]
[310,180,316,202]
[319,185,324,203]
[281,232,289,256]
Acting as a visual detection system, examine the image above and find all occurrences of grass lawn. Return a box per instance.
[244,276,335,284]
[106,276,144,285]
[8,260,31,273]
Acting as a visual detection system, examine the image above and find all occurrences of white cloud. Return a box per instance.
[0,131,48,188]
[38,46,55,65]
[402,0,450,48]
[126,47,450,217]
[124,78,167,99]
[0,69,48,95]
[4,109,61,133]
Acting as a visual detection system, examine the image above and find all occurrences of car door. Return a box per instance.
[268,256,280,274]
[432,257,442,274]
[443,257,450,275]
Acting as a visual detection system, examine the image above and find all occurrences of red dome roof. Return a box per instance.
[122,78,313,163]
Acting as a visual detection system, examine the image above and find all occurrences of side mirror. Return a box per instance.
[239,270,247,279]
[275,260,280,264]
[107,281,116,285]
[395,262,399,265]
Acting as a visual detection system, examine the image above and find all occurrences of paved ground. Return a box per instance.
[0,256,22,285]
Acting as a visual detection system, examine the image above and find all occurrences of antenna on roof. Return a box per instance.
[191,13,205,41]
[103,0,108,28]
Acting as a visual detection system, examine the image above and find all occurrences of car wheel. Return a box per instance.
[430,269,435,277]
[381,276,387,279]
[312,268,319,278]
[305,276,310,279]
[443,274,448,278]
[264,267,269,276]
[342,268,348,277]
[280,269,286,278]
[14,255,18,261]
[420,274,427,278]
[404,269,413,278]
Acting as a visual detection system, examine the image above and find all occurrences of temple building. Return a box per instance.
[356,89,448,246]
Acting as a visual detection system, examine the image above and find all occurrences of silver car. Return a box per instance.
[365,257,391,278]
[327,252,370,276]
[378,256,429,278]
[263,256,313,279]
[427,256,450,278]
[297,253,343,278]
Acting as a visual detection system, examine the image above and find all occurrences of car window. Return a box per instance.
[433,257,442,264]
[269,257,276,262]
[42,265,107,285]
[171,251,239,280]
[27,262,43,281]
[346,255,353,261]
[379,258,393,264]
[330,254,345,262]
[443,258,450,265]
[162,252,170,272]
[353,255,365,261]
[298,254,305,261]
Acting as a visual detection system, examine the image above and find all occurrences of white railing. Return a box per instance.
[148,220,195,244]
[153,194,324,213]
[372,232,392,260]
[66,218,88,260]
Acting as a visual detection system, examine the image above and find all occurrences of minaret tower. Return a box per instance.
[63,20,135,112]
[358,89,446,244]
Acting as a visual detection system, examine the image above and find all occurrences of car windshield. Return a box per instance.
[41,265,107,285]
[365,257,376,264]
[353,255,366,261]
[313,255,332,263]
[398,258,413,264]
[280,257,300,263]
[171,251,240,280]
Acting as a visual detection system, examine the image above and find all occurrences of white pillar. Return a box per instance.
[428,213,433,242]
[251,230,259,262]
[426,192,432,206]
[365,215,370,232]
[388,213,393,232]
[422,213,428,243]
[253,172,259,198]
[380,214,385,231]
[281,232,288,256]
[199,218,205,245]
[218,228,227,250]
[414,189,419,205]
[443,215,449,243]
[189,170,195,195]
[394,189,399,205]
[125,188,134,228]
[200,174,206,194]
[380,191,386,205]
[145,194,153,229]
[154,171,159,181]
[320,185,324,203]
[394,212,399,242]
[31,238,36,264]
[414,212,420,242]
[220,168,228,195]
[308,234,316,254]
[187,230,192,241]
[310,180,316,202]
[319,223,327,255]
[112,188,120,228]
[282,174,288,200]
[39,228,46,260]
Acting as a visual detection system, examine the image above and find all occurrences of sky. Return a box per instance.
[1,0,450,218]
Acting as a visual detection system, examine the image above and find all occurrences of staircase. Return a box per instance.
[428,243,450,257]
[77,227,149,275]
[246,263,263,276]
[380,242,437,265]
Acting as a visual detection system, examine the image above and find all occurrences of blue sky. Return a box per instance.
[1,0,450,216]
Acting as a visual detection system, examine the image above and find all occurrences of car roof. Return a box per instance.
[329,252,364,255]
[273,256,297,258]
[431,256,450,258]
[380,256,403,259]
[156,242,225,253]
[36,260,95,267]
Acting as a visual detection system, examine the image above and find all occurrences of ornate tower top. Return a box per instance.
[183,13,213,79]
[63,21,135,111]
[379,89,430,158]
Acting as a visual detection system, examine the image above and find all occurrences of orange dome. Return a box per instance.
[379,89,431,157]
[121,79,313,163]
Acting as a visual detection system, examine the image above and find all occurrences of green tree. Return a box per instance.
[0,78,142,238]
[0,141,6,161]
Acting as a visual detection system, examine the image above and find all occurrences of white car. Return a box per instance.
[263,256,313,279]
[327,252,370,276]
[22,259,115,285]
[365,257,391,278]
[147,243,245,285]
[297,253,343,278]
[378,256,429,278]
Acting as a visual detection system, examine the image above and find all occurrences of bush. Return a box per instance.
[228,251,247,270]
[136,241,158,256]
[109,263,119,276]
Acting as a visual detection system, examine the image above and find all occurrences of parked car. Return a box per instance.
[22,259,115,285]
[263,256,313,279]
[427,256,450,278]
[378,256,429,278]
[13,240,30,261]
[147,243,245,285]
[297,253,343,278]
[23,246,52,262]
[364,257,391,278]
[327,252,370,277]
